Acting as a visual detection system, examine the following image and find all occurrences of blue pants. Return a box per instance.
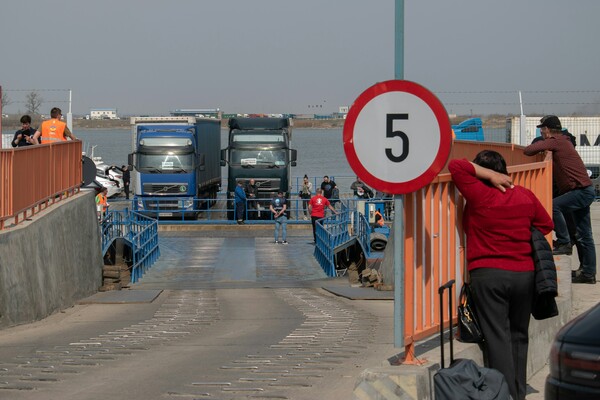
[553,186,596,276]
[235,202,245,221]
[274,215,287,241]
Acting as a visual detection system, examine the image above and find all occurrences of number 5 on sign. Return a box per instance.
[343,80,453,195]
[386,113,409,163]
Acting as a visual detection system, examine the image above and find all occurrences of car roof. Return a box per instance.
[557,302,600,345]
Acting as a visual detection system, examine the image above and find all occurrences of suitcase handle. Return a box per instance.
[438,279,455,293]
[439,279,455,369]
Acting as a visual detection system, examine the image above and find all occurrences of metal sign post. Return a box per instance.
[343,80,452,350]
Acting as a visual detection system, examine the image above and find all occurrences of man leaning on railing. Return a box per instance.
[32,107,78,144]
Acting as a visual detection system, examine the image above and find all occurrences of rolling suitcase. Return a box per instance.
[433,280,512,400]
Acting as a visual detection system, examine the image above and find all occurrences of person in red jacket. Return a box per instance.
[449,150,553,400]
[308,188,337,243]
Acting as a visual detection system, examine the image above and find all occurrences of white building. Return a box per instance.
[90,108,118,120]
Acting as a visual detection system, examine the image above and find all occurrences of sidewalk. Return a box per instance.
[525,202,600,399]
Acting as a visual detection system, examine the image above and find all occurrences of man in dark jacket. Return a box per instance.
[11,115,36,147]
[524,115,596,284]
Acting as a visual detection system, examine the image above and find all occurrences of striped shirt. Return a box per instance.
[524,134,591,195]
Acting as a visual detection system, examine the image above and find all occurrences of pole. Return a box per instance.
[519,91,527,145]
[66,89,73,132]
[394,0,406,349]
[0,85,3,149]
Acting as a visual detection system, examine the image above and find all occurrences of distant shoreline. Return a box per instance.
[1,117,347,131]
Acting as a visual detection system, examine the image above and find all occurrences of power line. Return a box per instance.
[4,89,70,92]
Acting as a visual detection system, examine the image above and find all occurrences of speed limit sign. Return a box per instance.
[343,80,452,194]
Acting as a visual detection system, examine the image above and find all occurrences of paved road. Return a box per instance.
[0,229,394,400]
[3,205,599,399]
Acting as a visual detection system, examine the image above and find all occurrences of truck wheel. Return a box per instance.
[369,232,388,251]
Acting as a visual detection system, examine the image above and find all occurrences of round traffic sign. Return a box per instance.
[343,80,452,194]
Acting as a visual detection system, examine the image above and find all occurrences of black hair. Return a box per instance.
[303,174,308,179]
[20,115,31,124]
[473,150,508,175]
[50,107,62,118]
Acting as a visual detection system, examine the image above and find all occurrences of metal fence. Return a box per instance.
[0,141,82,229]
[129,186,395,225]
[101,209,160,283]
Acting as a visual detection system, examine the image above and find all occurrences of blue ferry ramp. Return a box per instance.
[130,226,329,290]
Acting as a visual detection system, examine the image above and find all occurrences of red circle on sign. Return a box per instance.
[343,80,452,194]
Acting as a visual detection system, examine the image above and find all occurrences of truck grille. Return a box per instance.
[144,199,180,210]
[254,178,281,192]
[143,183,188,195]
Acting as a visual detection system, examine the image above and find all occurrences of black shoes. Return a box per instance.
[572,273,596,284]
[553,243,573,255]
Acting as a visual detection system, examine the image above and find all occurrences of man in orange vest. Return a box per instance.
[33,107,78,144]
[95,187,109,219]
[374,210,385,227]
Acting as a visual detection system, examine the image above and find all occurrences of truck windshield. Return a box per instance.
[231,149,286,166]
[138,153,194,173]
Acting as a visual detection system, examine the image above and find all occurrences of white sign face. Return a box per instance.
[343,80,452,194]
[353,91,441,183]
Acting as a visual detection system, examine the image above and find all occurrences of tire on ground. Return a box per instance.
[369,232,388,251]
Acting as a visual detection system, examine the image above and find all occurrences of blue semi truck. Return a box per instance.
[128,116,221,219]
[452,117,485,141]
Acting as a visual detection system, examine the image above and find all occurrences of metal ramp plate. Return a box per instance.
[78,289,163,304]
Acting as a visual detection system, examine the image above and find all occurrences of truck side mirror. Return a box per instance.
[197,154,206,171]
[128,153,134,169]
[290,149,297,167]
[220,149,227,167]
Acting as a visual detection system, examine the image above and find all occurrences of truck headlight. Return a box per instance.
[180,198,194,209]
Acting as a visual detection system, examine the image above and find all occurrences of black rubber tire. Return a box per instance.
[370,232,388,251]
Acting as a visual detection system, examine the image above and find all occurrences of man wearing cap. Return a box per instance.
[524,115,596,284]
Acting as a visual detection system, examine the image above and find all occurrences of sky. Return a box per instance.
[1,0,600,116]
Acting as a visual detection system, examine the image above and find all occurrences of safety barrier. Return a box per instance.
[128,194,394,225]
[0,141,82,229]
[101,209,160,283]
[313,201,377,277]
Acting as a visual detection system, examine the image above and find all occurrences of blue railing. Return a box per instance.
[127,193,394,225]
[313,203,372,277]
[101,209,160,283]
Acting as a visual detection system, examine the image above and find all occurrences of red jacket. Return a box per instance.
[449,159,553,272]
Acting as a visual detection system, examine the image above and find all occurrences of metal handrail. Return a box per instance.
[0,141,82,229]
[101,209,160,283]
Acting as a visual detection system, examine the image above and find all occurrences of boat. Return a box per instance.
[82,145,124,198]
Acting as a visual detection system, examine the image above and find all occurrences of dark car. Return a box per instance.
[545,303,600,399]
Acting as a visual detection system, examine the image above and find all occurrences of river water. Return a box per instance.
[2,128,357,188]
[2,126,507,190]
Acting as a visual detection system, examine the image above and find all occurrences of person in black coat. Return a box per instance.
[121,165,131,200]
[11,115,37,147]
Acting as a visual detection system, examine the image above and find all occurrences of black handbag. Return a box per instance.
[456,283,484,343]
